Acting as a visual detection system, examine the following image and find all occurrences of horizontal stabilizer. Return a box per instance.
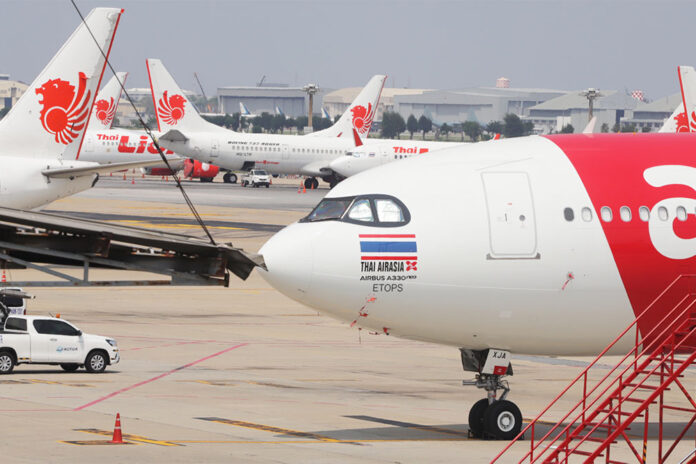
[42,159,168,178]
[159,129,189,142]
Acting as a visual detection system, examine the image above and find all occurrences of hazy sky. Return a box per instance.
[1,1,693,99]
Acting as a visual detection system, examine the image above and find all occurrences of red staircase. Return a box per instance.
[492,274,696,464]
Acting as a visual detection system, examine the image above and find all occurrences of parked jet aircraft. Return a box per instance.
[76,71,185,176]
[0,8,158,210]
[150,59,386,188]
[257,131,696,440]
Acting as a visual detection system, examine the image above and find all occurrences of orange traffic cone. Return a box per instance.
[1,269,6,284]
[131,178,135,185]
[122,173,126,181]
[109,172,112,177]
[109,413,125,444]
[302,184,306,194]
[298,183,303,194]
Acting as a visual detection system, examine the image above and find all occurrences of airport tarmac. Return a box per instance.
[1,176,695,463]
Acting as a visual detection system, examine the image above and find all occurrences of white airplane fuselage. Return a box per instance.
[259,133,696,356]
[0,157,97,209]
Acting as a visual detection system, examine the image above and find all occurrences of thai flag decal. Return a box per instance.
[359,234,417,271]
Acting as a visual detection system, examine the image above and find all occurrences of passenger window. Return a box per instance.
[658,206,669,221]
[33,320,80,336]
[677,206,687,221]
[581,207,593,222]
[639,206,650,221]
[620,206,632,222]
[375,199,405,222]
[600,206,613,222]
[563,208,574,221]
[347,199,374,222]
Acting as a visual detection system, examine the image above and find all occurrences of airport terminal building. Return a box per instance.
[217,85,328,118]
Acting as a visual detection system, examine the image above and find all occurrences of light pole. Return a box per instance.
[302,83,319,130]
[580,88,603,121]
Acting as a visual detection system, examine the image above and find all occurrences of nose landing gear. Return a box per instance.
[460,348,522,440]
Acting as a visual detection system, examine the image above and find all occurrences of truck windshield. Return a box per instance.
[253,170,268,176]
[304,198,353,222]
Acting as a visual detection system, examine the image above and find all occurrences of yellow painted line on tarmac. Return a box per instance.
[60,440,138,446]
[197,417,340,442]
[76,428,182,447]
[175,438,466,444]
[112,220,246,231]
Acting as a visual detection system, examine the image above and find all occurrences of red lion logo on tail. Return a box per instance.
[158,91,186,126]
[351,103,376,135]
[674,111,696,132]
[94,97,117,127]
[35,72,91,144]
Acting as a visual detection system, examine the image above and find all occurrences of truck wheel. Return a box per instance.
[0,351,15,374]
[265,184,269,188]
[85,351,107,373]
[61,364,79,372]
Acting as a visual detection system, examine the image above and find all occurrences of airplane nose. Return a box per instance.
[258,224,315,301]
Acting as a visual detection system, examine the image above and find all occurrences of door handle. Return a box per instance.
[50,338,57,342]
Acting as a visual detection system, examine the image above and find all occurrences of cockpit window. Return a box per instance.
[375,199,404,222]
[304,198,353,222]
[301,195,410,227]
[347,199,374,222]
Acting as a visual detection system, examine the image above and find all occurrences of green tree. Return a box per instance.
[461,121,483,142]
[621,123,637,133]
[284,117,296,133]
[600,122,609,133]
[312,117,333,131]
[406,114,418,139]
[560,124,574,134]
[611,122,620,133]
[503,113,527,137]
[295,116,308,132]
[642,125,652,133]
[271,114,286,133]
[381,111,406,139]
[440,123,451,140]
[486,120,504,136]
[251,125,263,133]
[418,115,432,140]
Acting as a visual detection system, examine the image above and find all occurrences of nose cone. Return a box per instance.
[258,223,315,303]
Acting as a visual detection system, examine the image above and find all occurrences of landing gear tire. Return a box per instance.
[468,398,489,438]
[223,173,237,184]
[304,177,314,189]
[482,400,522,440]
[61,364,79,372]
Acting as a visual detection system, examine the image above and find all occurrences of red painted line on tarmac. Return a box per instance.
[73,343,247,411]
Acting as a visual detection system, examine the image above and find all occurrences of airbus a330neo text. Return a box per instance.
[258,131,696,439]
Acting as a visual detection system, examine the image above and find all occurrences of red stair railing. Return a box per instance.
[492,274,696,464]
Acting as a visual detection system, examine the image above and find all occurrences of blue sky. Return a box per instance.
[1,1,691,99]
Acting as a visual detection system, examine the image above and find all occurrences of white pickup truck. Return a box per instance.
[0,315,119,374]
[241,169,271,188]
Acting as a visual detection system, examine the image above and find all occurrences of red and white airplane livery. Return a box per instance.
[258,131,696,439]
[0,8,159,210]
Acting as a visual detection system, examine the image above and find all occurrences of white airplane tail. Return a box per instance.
[321,107,331,120]
[659,66,696,133]
[308,74,386,139]
[146,58,215,133]
[275,105,284,117]
[0,8,122,159]
[240,102,252,116]
[89,71,127,130]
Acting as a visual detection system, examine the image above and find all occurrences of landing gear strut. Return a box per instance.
[460,348,522,440]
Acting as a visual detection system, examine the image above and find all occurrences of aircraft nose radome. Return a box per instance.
[258,224,314,301]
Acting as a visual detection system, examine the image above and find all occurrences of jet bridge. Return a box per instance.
[0,207,264,287]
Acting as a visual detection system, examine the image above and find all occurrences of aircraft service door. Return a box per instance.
[481,171,539,259]
[211,139,219,159]
[282,145,289,160]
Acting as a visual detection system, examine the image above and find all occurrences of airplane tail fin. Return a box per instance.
[308,74,386,139]
[240,102,252,116]
[275,105,284,116]
[0,8,122,159]
[90,71,127,130]
[582,116,597,134]
[321,107,331,120]
[146,58,215,133]
[659,66,696,133]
